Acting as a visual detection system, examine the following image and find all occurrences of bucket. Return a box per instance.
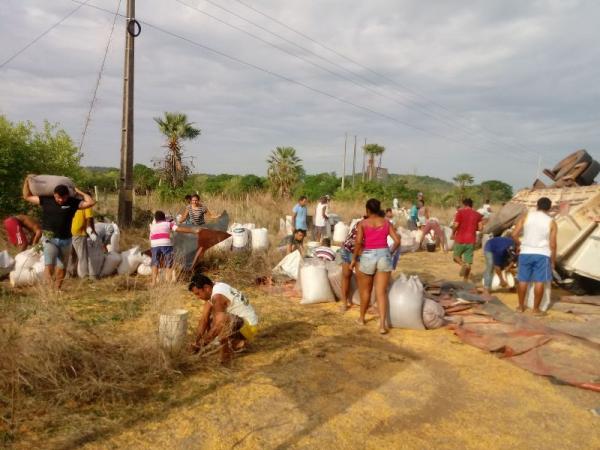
[232,228,249,249]
[158,309,189,354]
[426,242,436,252]
[251,228,269,251]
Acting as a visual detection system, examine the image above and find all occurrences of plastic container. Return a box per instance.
[333,222,349,243]
[158,309,189,354]
[232,228,249,249]
[251,228,269,251]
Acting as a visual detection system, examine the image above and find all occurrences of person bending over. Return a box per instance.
[189,273,259,364]
[482,235,515,298]
[3,215,42,252]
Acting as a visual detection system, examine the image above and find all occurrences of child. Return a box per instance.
[314,237,336,261]
[149,210,198,285]
[189,273,259,364]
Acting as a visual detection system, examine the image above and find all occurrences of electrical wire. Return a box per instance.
[230,0,540,157]
[71,0,535,164]
[0,0,93,69]
[79,0,123,153]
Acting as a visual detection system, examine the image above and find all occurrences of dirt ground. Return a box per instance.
[66,249,599,450]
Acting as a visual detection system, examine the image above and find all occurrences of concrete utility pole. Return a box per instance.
[362,138,367,183]
[118,0,138,227]
[341,133,347,190]
[352,135,357,187]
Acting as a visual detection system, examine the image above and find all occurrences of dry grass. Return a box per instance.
[0,195,461,447]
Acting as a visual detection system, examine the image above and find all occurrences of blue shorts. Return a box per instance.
[151,246,174,268]
[518,254,552,283]
[44,238,72,270]
[359,248,392,275]
[341,248,359,265]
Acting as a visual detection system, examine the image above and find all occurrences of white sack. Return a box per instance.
[118,247,144,275]
[481,272,516,291]
[27,175,75,197]
[299,264,335,304]
[251,228,269,251]
[272,250,302,279]
[526,282,552,312]
[0,250,15,277]
[100,251,122,277]
[137,264,153,276]
[388,275,426,330]
[422,299,446,329]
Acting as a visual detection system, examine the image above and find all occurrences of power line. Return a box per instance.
[0,0,93,70]
[230,0,539,157]
[71,0,535,164]
[79,0,123,153]
[175,0,516,154]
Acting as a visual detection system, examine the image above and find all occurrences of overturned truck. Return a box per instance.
[484,150,600,293]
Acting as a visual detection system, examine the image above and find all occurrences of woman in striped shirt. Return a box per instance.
[179,194,219,226]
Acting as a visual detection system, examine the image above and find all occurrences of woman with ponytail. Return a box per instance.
[352,198,401,334]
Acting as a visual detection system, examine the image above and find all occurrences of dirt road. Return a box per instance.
[80,251,599,450]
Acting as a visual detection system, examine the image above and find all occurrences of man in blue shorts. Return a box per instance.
[512,197,557,314]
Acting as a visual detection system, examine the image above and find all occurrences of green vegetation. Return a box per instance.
[0,116,81,216]
[154,112,201,188]
[267,146,303,198]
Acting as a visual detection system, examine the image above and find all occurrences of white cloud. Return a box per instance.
[0,0,599,188]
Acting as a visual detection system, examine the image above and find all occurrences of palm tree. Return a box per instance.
[153,112,201,188]
[363,143,385,181]
[453,173,475,200]
[266,147,303,198]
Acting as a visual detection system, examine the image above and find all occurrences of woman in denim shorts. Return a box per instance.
[352,199,401,334]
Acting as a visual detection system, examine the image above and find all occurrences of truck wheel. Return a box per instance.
[552,149,592,179]
[575,160,600,186]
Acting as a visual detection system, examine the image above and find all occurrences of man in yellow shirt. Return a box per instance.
[69,193,101,278]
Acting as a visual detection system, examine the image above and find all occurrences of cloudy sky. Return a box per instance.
[1,0,599,188]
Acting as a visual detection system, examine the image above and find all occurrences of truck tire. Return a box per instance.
[553,149,592,179]
[575,160,600,185]
[483,202,527,236]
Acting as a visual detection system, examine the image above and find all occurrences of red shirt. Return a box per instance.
[454,207,482,244]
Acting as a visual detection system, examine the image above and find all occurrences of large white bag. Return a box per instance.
[526,282,552,312]
[481,271,515,291]
[333,222,349,243]
[251,228,269,251]
[397,228,416,253]
[27,175,75,197]
[14,248,40,271]
[137,264,153,276]
[422,299,445,329]
[100,251,122,277]
[299,264,335,305]
[118,247,144,275]
[272,250,302,279]
[0,250,15,278]
[326,262,357,301]
[443,226,455,251]
[388,275,426,330]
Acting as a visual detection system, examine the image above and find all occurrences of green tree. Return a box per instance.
[452,173,475,200]
[266,147,303,198]
[133,163,159,194]
[479,180,513,202]
[0,116,81,216]
[153,112,201,188]
[363,143,385,181]
[295,172,340,200]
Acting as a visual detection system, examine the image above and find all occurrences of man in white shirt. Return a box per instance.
[314,196,329,241]
[189,273,259,364]
[512,197,557,314]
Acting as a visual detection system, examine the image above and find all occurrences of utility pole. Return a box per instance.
[362,138,367,182]
[341,133,347,190]
[352,135,357,187]
[118,0,138,227]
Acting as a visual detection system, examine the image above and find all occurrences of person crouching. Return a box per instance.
[189,273,259,364]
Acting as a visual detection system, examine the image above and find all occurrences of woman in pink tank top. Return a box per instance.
[352,198,401,334]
